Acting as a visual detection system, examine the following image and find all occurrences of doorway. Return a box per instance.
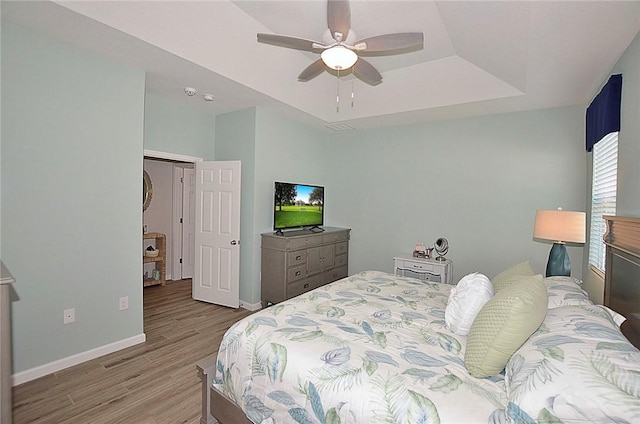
[143,150,202,284]
[142,150,242,311]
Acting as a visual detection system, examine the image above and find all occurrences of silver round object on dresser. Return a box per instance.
[434,238,449,261]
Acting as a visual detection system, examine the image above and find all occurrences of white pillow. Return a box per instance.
[445,272,494,335]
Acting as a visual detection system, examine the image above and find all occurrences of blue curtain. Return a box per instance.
[586,74,622,152]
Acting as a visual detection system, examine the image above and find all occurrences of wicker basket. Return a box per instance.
[145,250,159,258]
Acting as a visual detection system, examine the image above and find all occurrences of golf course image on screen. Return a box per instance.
[274,182,324,230]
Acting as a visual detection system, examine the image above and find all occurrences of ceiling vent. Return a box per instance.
[325,122,355,133]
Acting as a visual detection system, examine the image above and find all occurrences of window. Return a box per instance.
[588,132,618,273]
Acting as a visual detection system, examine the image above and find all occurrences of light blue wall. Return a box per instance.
[144,91,215,159]
[215,108,257,303]
[327,107,586,281]
[253,107,328,243]
[1,23,145,373]
[612,31,640,217]
[252,108,327,302]
[215,107,327,305]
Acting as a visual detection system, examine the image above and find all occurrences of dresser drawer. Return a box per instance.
[335,253,348,268]
[287,264,306,283]
[287,280,312,298]
[288,274,322,298]
[286,236,322,250]
[416,272,442,283]
[335,241,348,256]
[322,231,349,243]
[397,260,436,273]
[393,256,453,284]
[307,273,323,291]
[323,265,348,284]
[287,250,307,266]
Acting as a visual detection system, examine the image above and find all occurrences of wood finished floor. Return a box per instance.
[12,279,254,424]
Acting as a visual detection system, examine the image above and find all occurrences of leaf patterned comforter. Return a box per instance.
[213,271,506,423]
[505,304,640,423]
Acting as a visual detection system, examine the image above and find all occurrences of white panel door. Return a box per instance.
[181,168,196,279]
[193,161,241,307]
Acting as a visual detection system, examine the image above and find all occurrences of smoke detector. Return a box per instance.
[203,94,215,102]
[184,87,197,96]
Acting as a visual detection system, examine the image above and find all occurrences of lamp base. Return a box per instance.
[546,242,571,277]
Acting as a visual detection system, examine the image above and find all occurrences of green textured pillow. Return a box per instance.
[464,274,547,378]
[492,260,535,292]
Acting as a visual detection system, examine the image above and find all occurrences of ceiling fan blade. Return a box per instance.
[353,58,382,86]
[357,33,424,56]
[327,0,351,41]
[298,59,327,82]
[257,33,322,52]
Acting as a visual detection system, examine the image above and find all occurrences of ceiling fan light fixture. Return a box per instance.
[321,46,358,70]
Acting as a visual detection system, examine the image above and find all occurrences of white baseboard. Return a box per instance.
[239,300,262,311]
[12,333,146,386]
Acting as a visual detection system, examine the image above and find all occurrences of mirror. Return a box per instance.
[143,170,153,211]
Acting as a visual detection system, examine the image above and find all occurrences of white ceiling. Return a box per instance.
[3,1,640,131]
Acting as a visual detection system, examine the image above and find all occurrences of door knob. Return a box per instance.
[230,240,239,245]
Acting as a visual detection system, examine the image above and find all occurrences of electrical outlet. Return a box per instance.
[64,308,75,324]
[119,296,129,311]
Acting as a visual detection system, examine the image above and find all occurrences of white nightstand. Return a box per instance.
[394,255,454,284]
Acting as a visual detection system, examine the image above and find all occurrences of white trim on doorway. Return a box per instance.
[143,149,203,163]
[172,165,196,280]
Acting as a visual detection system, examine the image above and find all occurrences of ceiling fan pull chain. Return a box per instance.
[336,68,340,113]
[351,79,355,108]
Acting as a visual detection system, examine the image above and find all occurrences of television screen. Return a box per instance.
[274,182,324,231]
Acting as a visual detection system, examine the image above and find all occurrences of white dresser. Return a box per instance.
[394,255,454,284]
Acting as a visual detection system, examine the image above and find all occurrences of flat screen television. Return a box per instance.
[273,182,324,232]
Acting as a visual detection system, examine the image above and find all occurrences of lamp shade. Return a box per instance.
[533,209,586,243]
[321,46,358,70]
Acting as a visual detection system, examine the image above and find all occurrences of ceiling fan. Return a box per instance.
[257,0,424,86]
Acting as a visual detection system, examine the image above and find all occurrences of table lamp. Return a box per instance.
[533,208,586,277]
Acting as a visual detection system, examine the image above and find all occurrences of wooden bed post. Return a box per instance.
[196,355,218,424]
[602,215,640,349]
[197,354,254,424]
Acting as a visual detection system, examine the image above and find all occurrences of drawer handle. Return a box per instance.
[296,255,301,260]
[304,283,309,289]
[295,271,301,276]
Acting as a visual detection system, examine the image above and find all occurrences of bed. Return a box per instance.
[197,219,640,424]
[603,215,640,348]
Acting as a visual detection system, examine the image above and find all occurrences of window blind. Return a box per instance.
[588,132,618,272]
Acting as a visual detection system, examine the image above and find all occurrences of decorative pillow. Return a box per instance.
[544,276,593,309]
[505,305,640,423]
[492,260,535,292]
[445,273,494,336]
[465,274,547,378]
